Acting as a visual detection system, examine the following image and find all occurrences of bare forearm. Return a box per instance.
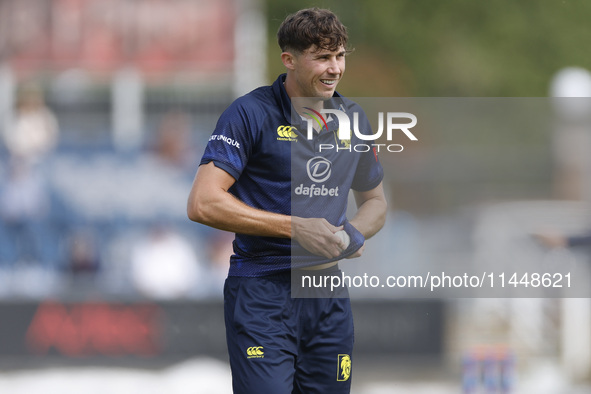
[188,189,291,238]
[350,184,388,239]
[187,162,291,238]
[349,199,387,239]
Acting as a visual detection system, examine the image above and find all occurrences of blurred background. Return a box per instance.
[1,0,591,392]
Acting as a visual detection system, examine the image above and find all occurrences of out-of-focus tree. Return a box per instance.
[265,0,591,97]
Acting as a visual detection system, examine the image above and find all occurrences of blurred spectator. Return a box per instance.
[130,224,204,299]
[3,84,59,166]
[60,229,101,295]
[151,110,195,171]
[0,159,52,268]
[534,229,591,249]
[66,229,101,276]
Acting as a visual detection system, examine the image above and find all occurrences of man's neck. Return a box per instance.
[284,76,325,116]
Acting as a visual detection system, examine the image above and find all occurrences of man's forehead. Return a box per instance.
[305,45,346,56]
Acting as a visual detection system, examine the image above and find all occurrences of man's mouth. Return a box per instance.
[320,79,337,86]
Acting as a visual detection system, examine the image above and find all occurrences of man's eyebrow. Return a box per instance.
[313,49,347,57]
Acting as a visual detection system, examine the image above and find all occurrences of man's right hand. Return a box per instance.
[292,217,347,259]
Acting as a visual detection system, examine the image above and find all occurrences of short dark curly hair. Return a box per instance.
[277,8,349,54]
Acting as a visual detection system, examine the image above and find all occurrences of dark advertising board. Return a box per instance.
[0,300,443,364]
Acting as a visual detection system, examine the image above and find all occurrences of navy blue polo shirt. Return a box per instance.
[200,74,383,276]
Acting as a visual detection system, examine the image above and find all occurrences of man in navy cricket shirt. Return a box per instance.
[188,8,387,393]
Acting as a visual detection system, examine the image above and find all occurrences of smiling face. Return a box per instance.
[283,45,346,101]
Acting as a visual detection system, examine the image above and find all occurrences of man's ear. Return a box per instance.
[281,51,296,70]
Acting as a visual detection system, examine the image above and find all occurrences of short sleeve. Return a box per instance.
[200,100,255,180]
[351,110,384,191]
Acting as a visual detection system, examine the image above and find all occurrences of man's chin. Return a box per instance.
[303,93,333,102]
[317,91,335,100]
